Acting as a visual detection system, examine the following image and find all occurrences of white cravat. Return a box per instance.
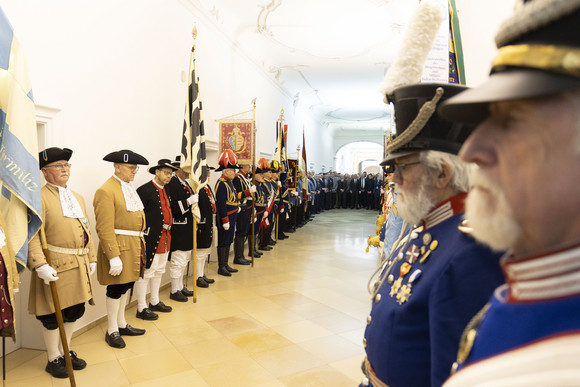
[0,229,5,249]
[49,183,85,218]
[113,175,144,212]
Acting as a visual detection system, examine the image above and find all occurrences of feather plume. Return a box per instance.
[379,0,444,98]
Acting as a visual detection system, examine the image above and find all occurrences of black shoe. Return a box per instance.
[181,287,194,296]
[278,234,288,240]
[203,275,215,284]
[170,290,188,302]
[45,356,68,378]
[218,266,232,276]
[267,239,276,246]
[225,264,238,273]
[119,324,146,336]
[69,350,87,370]
[259,245,272,251]
[136,307,159,320]
[105,331,126,349]
[149,301,172,313]
[233,257,251,265]
[196,277,209,288]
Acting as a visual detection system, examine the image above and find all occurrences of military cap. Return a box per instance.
[256,158,270,174]
[380,83,475,166]
[148,159,179,174]
[39,147,72,169]
[103,150,149,165]
[215,149,240,171]
[439,0,580,123]
[270,160,282,173]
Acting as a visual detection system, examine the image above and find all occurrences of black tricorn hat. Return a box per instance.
[148,159,179,174]
[103,150,149,165]
[439,0,580,123]
[380,83,475,166]
[39,147,73,169]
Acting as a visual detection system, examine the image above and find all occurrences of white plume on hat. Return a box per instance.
[379,0,444,98]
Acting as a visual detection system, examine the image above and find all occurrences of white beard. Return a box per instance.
[396,174,436,225]
[465,170,521,252]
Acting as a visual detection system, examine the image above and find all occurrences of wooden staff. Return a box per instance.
[39,227,75,386]
[192,215,197,303]
[250,98,257,267]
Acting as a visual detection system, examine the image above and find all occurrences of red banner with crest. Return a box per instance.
[219,120,254,165]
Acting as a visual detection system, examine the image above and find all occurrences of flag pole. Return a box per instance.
[275,110,284,243]
[191,26,198,304]
[39,227,75,386]
[250,98,257,268]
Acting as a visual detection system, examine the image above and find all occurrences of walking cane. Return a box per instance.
[192,214,198,303]
[39,227,75,386]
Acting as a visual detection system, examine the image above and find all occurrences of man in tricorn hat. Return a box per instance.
[438,1,580,385]
[135,159,179,319]
[28,147,96,378]
[214,149,241,276]
[93,149,148,349]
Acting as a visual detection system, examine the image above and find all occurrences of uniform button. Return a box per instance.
[3,319,7,324]
[1,309,4,312]
[362,338,367,347]
[374,294,381,303]
[366,315,372,325]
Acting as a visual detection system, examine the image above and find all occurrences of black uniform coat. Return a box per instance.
[197,186,215,249]
[137,181,172,268]
[165,176,194,252]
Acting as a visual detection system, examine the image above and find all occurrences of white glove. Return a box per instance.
[36,264,59,285]
[187,194,199,205]
[263,211,268,218]
[280,208,285,213]
[250,186,257,193]
[90,262,97,275]
[277,181,282,187]
[109,256,123,276]
[223,222,230,230]
[237,207,241,213]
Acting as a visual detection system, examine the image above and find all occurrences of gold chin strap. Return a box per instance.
[386,87,445,155]
[492,44,580,78]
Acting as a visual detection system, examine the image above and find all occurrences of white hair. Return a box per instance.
[419,150,471,193]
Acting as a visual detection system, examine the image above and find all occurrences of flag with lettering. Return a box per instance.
[180,32,208,195]
[449,0,465,84]
[0,7,43,271]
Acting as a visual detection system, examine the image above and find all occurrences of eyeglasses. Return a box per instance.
[384,161,421,178]
[45,163,72,170]
[123,165,139,172]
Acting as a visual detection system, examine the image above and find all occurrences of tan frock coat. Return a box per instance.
[27,184,96,316]
[93,176,145,285]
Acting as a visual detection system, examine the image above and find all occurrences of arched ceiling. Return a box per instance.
[184,0,420,134]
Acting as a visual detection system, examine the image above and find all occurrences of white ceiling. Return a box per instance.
[188,0,420,134]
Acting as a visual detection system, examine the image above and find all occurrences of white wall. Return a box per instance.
[1,0,294,351]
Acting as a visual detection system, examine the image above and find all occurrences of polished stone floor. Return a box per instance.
[4,209,379,386]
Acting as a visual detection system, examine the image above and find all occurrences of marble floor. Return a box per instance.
[4,209,380,386]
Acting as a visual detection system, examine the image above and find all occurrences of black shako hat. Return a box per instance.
[171,155,215,170]
[103,150,149,165]
[39,147,73,169]
[148,159,179,174]
[439,0,580,124]
[380,83,475,166]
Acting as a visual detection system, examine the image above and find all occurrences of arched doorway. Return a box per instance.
[335,141,383,173]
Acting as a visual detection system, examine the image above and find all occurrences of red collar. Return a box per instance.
[421,192,467,230]
[502,241,580,302]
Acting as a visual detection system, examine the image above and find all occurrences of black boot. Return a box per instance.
[217,246,231,276]
[222,244,238,272]
[233,236,251,265]
[249,238,262,257]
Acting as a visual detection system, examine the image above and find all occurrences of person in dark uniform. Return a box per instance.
[439,1,580,385]
[259,161,276,249]
[214,150,240,276]
[194,166,218,285]
[255,158,272,253]
[164,155,199,301]
[135,159,178,320]
[361,83,504,387]
[28,147,96,378]
[94,149,148,349]
[232,164,255,265]
[271,160,289,240]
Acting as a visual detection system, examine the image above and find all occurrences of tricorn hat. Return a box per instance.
[103,150,149,165]
[439,0,580,123]
[39,147,72,169]
[215,149,240,172]
[148,159,179,174]
[380,83,476,166]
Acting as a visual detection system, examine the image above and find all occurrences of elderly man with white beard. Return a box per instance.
[438,1,580,385]
[361,83,504,387]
